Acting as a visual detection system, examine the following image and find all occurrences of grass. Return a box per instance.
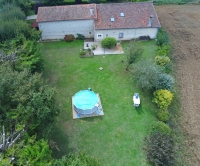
[40,40,157,165]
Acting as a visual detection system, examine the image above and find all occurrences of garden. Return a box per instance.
[40,29,175,165]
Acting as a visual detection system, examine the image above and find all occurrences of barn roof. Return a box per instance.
[95,2,161,29]
[36,4,97,22]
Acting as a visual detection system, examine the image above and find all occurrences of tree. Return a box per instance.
[17,138,53,165]
[101,37,117,49]
[0,66,59,136]
[126,40,143,70]
[0,36,43,73]
[152,89,174,110]
[132,61,174,91]
[0,5,26,21]
[43,0,63,6]
[0,134,53,165]
[88,0,100,3]
[145,132,175,166]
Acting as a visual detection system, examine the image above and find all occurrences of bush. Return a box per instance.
[156,28,168,46]
[80,49,86,56]
[151,121,172,135]
[76,33,85,40]
[156,73,174,91]
[101,37,117,49]
[145,132,175,166]
[64,34,75,42]
[155,56,170,67]
[156,44,170,56]
[157,110,170,122]
[153,89,174,110]
[91,44,97,50]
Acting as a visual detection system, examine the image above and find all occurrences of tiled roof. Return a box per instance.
[36,4,97,22]
[95,2,161,29]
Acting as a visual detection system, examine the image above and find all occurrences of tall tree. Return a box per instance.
[0,66,59,136]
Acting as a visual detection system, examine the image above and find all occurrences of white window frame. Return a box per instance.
[97,34,103,39]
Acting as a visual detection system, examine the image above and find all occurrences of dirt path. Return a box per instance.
[156,4,200,165]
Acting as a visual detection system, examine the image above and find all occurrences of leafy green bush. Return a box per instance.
[153,89,174,110]
[132,61,174,91]
[145,132,175,166]
[155,56,170,67]
[53,152,100,166]
[76,33,85,40]
[156,44,170,56]
[157,110,170,122]
[151,121,172,135]
[64,34,75,42]
[156,28,168,46]
[101,37,117,49]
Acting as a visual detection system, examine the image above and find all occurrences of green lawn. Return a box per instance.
[41,40,157,166]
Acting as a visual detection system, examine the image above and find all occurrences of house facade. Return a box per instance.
[36,2,161,41]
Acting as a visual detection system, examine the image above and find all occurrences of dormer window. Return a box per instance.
[120,12,124,17]
[111,17,115,22]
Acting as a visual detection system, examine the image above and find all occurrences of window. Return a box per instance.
[89,32,91,34]
[111,17,115,22]
[106,34,108,37]
[97,34,103,39]
[118,33,123,38]
[120,12,124,17]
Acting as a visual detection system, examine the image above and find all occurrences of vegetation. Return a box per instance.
[0,66,59,136]
[53,153,100,165]
[43,0,64,6]
[64,34,75,42]
[156,109,170,122]
[153,89,174,110]
[151,121,172,135]
[101,37,117,49]
[40,40,157,165]
[126,40,143,70]
[145,132,175,166]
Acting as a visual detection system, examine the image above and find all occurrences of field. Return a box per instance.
[156,4,200,165]
[40,40,157,165]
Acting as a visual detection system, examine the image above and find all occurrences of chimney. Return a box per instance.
[90,8,94,16]
[148,15,153,27]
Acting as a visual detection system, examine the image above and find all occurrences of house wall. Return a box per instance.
[94,28,158,41]
[38,20,94,40]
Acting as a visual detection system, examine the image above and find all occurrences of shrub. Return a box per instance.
[91,44,97,50]
[76,33,85,40]
[101,37,117,49]
[156,28,168,46]
[155,56,170,67]
[156,73,174,91]
[156,44,170,56]
[157,110,170,122]
[151,121,172,135]
[64,34,75,42]
[145,132,175,166]
[153,89,174,110]
[80,49,86,56]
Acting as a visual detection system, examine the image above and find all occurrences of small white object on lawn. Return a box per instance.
[99,67,103,71]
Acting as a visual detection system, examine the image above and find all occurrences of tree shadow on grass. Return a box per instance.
[49,124,72,159]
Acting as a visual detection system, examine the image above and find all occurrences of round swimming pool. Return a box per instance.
[73,90,99,115]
